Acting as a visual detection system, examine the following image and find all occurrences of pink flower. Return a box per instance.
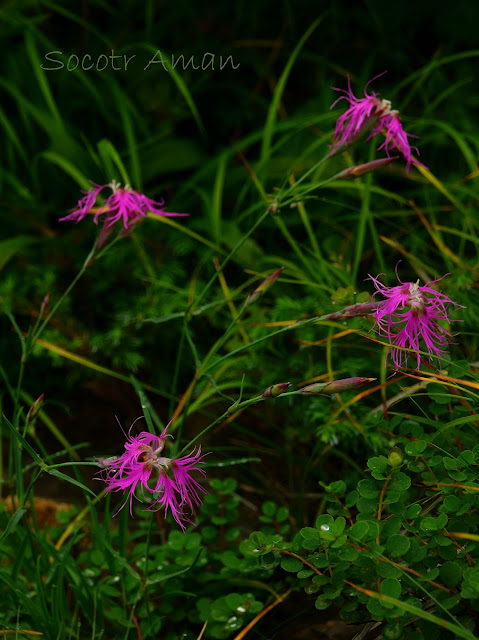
[97,421,208,531]
[368,272,462,369]
[60,180,188,230]
[330,74,424,172]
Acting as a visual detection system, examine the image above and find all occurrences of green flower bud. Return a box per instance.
[388,447,403,467]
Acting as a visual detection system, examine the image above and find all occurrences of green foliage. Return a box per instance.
[0,478,269,638]
[248,411,479,637]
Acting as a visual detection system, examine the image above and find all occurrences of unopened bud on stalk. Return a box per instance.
[39,293,50,317]
[323,300,381,321]
[299,377,376,395]
[262,382,291,398]
[247,267,284,306]
[26,393,44,424]
[336,156,398,179]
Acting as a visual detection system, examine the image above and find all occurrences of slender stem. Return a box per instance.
[143,512,156,591]
[6,235,104,505]
[176,394,265,456]
[5,312,27,430]
[14,361,25,429]
[201,301,382,378]
[189,207,271,314]
[280,153,335,199]
[31,238,99,350]
[201,316,318,376]
[175,154,337,433]
[176,387,321,456]
[47,462,99,469]
[200,300,249,373]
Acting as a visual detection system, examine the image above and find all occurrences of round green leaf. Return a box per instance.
[276,506,289,522]
[443,495,460,512]
[300,527,321,541]
[383,490,401,504]
[262,501,276,517]
[315,514,334,530]
[436,513,448,529]
[382,517,402,537]
[260,551,277,570]
[331,534,347,548]
[350,520,369,540]
[458,450,474,465]
[331,517,346,536]
[249,531,267,548]
[315,597,332,610]
[357,498,377,513]
[440,561,462,587]
[420,517,438,531]
[444,457,461,470]
[380,578,402,599]
[367,598,391,619]
[378,562,402,579]
[297,569,314,579]
[406,504,421,519]
[338,546,358,562]
[382,621,404,640]
[405,440,427,456]
[330,480,347,494]
[345,490,358,508]
[220,551,241,568]
[225,593,244,610]
[367,456,389,475]
[386,534,410,558]
[281,556,304,573]
[388,472,411,492]
[358,479,379,499]
[225,527,241,541]
[448,470,468,481]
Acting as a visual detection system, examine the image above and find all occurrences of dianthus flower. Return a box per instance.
[368,272,462,369]
[330,74,424,171]
[97,421,208,531]
[60,180,188,230]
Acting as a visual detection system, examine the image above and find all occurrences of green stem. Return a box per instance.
[47,462,99,469]
[189,207,271,314]
[176,394,265,456]
[201,315,319,376]
[280,153,335,200]
[272,216,318,280]
[197,299,249,377]
[30,238,98,351]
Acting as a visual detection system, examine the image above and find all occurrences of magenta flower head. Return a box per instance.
[368,270,462,370]
[330,74,424,172]
[97,419,208,531]
[60,180,188,231]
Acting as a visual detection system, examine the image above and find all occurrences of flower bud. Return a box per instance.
[26,393,44,425]
[388,447,403,467]
[246,267,284,306]
[323,300,381,321]
[39,293,50,317]
[336,156,397,179]
[299,377,376,395]
[262,382,291,398]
